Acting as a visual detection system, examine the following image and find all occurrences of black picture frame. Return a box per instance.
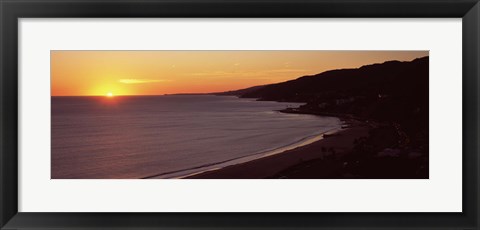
[1,0,479,229]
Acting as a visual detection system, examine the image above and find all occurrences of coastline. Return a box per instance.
[142,95,426,179]
[187,118,371,179]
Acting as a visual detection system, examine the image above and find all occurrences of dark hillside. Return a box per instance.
[241,57,429,138]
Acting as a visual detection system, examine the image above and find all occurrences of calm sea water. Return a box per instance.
[52,95,341,179]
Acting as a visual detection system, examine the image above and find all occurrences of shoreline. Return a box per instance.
[146,125,344,179]
[143,95,425,179]
[187,119,371,179]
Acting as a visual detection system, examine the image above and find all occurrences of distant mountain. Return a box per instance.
[212,85,266,96]
[241,57,428,103]
[220,56,429,138]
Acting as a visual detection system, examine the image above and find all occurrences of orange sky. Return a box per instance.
[51,51,428,96]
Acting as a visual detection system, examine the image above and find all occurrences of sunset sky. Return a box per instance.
[51,51,428,96]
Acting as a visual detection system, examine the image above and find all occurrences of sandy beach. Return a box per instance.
[187,120,371,179]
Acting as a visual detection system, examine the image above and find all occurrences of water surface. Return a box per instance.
[52,95,341,178]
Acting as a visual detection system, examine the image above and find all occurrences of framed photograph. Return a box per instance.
[1,0,479,229]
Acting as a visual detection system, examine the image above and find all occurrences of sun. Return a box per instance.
[106,92,114,97]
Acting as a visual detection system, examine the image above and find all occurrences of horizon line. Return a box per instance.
[51,93,213,97]
[51,55,429,97]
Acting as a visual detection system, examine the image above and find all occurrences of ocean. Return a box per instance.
[51,95,342,179]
